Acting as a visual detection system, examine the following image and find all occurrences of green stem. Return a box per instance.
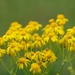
[62,47,65,62]
[69,61,75,75]
[59,62,66,75]
[0,59,10,73]
[23,69,28,75]
[14,66,18,75]
[26,68,30,75]
[10,57,15,75]
[68,55,75,62]
[50,62,57,74]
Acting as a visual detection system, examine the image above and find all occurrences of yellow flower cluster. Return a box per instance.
[59,26,75,51]
[0,14,71,74]
[42,14,68,43]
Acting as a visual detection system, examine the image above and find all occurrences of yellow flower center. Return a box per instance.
[21,31,26,36]
[33,34,39,37]
[57,14,64,19]
[21,41,26,45]
[49,19,54,23]
[19,57,26,64]
[67,34,72,39]
[31,63,40,70]
[36,51,40,55]
[11,44,16,48]
[31,52,34,56]
[49,33,53,37]
[37,37,42,41]
[11,22,19,27]
[45,51,52,58]
[51,23,58,28]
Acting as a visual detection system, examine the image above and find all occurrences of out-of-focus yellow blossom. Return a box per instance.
[67,26,75,35]
[37,61,47,68]
[24,21,42,33]
[19,41,28,51]
[59,32,75,51]
[26,42,34,50]
[2,22,22,42]
[43,48,57,63]
[7,40,20,57]
[31,51,44,61]
[16,29,31,42]
[24,51,34,60]
[49,19,54,23]
[0,37,5,46]
[34,37,46,47]
[2,30,16,41]
[42,22,64,36]
[65,33,75,44]
[24,25,34,33]
[19,41,34,51]
[32,33,40,41]
[0,48,6,57]
[51,22,64,35]
[0,14,73,75]
[42,33,58,43]
[30,63,41,74]
[9,22,22,30]
[17,57,30,69]
[56,14,68,26]
[58,38,65,46]
[68,43,75,51]
[42,24,51,34]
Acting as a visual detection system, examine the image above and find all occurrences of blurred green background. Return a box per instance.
[0,0,75,75]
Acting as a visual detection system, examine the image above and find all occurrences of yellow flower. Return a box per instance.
[57,14,65,19]
[0,48,6,57]
[24,21,42,33]
[0,37,5,46]
[30,63,41,74]
[9,22,22,30]
[59,32,75,51]
[26,42,34,50]
[19,41,28,51]
[34,37,46,47]
[69,43,75,51]
[43,48,57,63]
[7,40,20,57]
[42,22,64,36]
[48,33,58,42]
[42,33,58,43]
[51,22,64,35]
[24,51,34,60]
[19,41,34,51]
[16,29,31,42]
[49,19,54,23]
[67,26,75,35]
[28,21,42,30]
[56,14,68,26]
[2,22,22,42]
[2,30,16,41]
[37,61,47,68]
[24,25,33,33]
[31,51,44,61]
[17,57,30,69]
[42,24,51,34]
[32,33,40,41]
[42,35,49,43]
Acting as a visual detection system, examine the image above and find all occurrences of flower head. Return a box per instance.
[30,63,41,74]
[0,48,6,57]
[17,57,30,69]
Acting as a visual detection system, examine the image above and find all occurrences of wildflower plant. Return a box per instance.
[0,14,75,75]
